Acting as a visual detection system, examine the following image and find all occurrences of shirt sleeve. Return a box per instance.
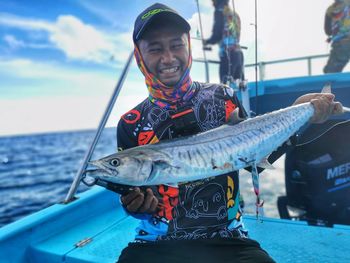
[234,11,241,43]
[324,12,332,36]
[117,117,138,151]
[206,8,224,44]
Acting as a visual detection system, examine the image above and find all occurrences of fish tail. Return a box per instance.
[343,106,350,113]
[322,83,350,113]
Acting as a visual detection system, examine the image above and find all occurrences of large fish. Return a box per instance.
[86,89,349,187]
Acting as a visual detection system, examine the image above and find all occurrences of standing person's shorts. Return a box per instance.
[117,237,276,263]
[324,40,350,73]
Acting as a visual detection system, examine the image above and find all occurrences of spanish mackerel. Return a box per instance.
[86,98,348,186]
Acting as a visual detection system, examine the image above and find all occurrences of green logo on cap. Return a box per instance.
[141,8,173,20]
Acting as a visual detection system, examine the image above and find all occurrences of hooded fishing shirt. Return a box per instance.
[206,5,241,58]
[117,82,249,241]
[325,0,350,43]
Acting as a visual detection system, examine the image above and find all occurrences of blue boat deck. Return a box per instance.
[1,186,350,263]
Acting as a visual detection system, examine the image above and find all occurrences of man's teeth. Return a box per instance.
[160,66,179,73]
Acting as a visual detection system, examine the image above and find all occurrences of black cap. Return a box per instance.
[133,3,191,43]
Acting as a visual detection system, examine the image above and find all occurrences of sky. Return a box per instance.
[0,0,341,136]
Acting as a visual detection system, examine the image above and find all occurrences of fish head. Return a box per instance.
[86,150,154,186]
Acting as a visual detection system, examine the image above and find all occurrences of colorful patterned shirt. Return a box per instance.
[117,82,249,241]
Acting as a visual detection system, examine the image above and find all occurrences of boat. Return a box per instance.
[1,50,350,262]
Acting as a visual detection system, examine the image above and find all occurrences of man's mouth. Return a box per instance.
[159,66,180,74]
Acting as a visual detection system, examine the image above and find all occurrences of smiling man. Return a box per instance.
[115,3,342,263]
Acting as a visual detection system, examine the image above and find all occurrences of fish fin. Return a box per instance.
[227,107,246,125]
[154,159,172,168]
[256,158,275,170]
[343,106,350,113]
[163,182,179,188]
[212,162,233,170]
[321,82,332,93]
[321,83,350,113]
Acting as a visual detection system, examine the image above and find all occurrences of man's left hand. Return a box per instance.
[293,93,343,123]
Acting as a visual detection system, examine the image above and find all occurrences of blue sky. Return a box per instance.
[0,0,337,135]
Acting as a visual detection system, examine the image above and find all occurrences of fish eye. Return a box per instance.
[109,158,120,167]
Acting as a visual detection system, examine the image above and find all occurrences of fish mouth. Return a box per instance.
[84,168,112,177]
[85,161,114,177]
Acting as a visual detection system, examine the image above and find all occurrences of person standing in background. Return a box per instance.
[324,0,350,73]
[204,0,244,84]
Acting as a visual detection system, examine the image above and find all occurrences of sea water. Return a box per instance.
[0,128,286,228]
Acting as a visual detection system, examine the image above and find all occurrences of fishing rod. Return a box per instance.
[195,0,210,83]
[254,0,258,112]
[64,51,134,203]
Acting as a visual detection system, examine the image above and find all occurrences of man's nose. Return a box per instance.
[161,49,175,64]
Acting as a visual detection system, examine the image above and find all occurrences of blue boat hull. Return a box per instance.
[1,186,350,263]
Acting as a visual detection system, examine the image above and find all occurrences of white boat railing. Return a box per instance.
[193,53,329,82]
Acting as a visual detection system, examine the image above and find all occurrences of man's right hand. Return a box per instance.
[121,187,159,214]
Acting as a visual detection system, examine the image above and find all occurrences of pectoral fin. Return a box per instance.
[227,107,246,125]
[257,157,275,170]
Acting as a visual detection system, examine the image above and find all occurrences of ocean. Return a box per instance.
[0,128,286,228]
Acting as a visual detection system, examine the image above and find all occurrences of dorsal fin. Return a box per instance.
[321,83,350,113]
[321,82,332,94]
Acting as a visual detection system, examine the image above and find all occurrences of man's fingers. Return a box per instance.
[293,93,335,106]
[121,187,141,204]
[149,196,159,212]
[138,189,159,213]
[126,194,145,213]
[138,189,154,213]
[310,96,334,123]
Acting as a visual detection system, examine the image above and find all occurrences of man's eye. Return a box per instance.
[172,44,184,49]
[109,158,120,167]
[149,48,162,53]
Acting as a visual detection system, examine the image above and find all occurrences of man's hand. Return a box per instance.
[121,187,159,214]
[293,93,343,123]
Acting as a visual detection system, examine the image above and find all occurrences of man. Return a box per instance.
[204,0,244,84]
[117,3,342,263]
[324,0,350,73]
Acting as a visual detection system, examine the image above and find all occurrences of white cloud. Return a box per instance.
[49,15,114,63]
[3,35,24,49]
[3,34,52,50]
[0,12,54,31]
[0,12,133,64]
[0,56,148,135]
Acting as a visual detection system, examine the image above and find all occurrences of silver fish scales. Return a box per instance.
[86,102,315,186]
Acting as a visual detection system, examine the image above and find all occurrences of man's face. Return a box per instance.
[138,26,189,86]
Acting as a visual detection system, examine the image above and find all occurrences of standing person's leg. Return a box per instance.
[220,54,229,84]
[230,50,245,80]
[324,42,350,73]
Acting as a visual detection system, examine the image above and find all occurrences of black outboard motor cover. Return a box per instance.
[284,120,350,225]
